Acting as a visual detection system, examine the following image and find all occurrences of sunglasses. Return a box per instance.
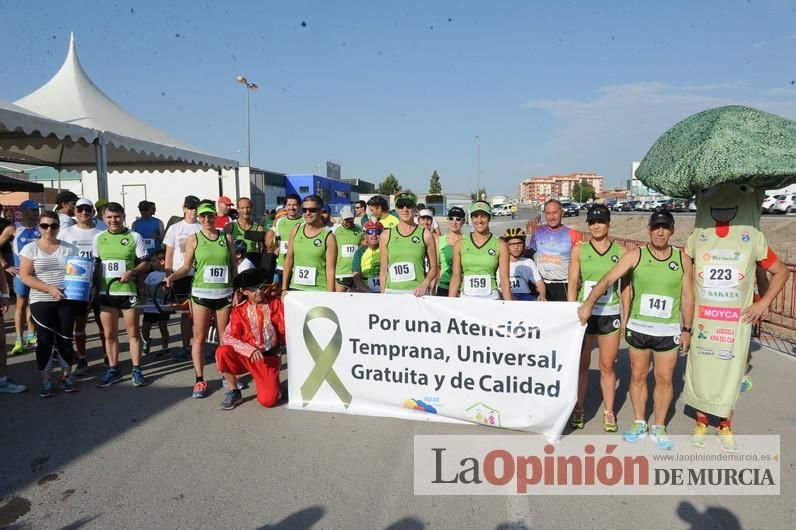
[76,206,94,213]
[39,222,60,230]
[448,216,464,221]
[302,207,320,214]
[244,282,274,292]
[365,229,383,235]
[395,200,415,210]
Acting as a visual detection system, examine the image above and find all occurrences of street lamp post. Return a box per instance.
[475,135,480,201]
[235,75,258,168]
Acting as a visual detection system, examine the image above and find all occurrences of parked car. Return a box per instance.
[560,201,580,217]
[492,204,513,216]
[637,200,649,211]
[762,194,782,214]
[771,194,796,214]
[662,198,688,212]
[646,200,665,211]
[580,202,591,210]
[660,199,675,211]
[689,200,697,212]
[621,200,638,212]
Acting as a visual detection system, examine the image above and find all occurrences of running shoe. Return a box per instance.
[690,423,709,448]
[740,375,752,393]
[222,377,247,391]
[650,425,674,450]
[717,425,738,453]
[622,421,648,442]
[131,368,148,387]
[73,358,89,376]
[142,340,151,356]
[59,376,79,393]
[40,380,55,398]
[174,347,191,361]
[25,335,37,348]
[569,408,585,430]
[219,390,243,410]
[10,339,24,356]
[192,381,208,399]
[603,410,618,433]
[96,368,122,388]
[157,348,169,358]
[0,378,26,394]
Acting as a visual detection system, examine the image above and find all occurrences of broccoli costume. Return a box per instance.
[637,105,793,417]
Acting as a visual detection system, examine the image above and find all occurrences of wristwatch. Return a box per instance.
[681,327,692,333]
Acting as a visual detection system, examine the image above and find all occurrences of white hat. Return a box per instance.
[418,208,433,218]
[339,205,355,219]
[76,198,94,208]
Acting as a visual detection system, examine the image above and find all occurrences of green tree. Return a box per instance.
[572,180,595,202]
[428,170,442,194]
[378,174,402,195]
[470,187,487,201]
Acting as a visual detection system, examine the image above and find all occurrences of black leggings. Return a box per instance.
[30,301,81,371]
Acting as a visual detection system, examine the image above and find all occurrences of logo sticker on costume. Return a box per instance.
[488,249,497,256]
[707,326,735,344]
[313,239,322,247]
[717,350,735,360]
[120,238,130,246]
[696,347,715,356]
[699,287,740,301]
[669,262,679,271]
[741,232,751,243]
[698,231,708,242]
[412,236,421,244]
[705,249,744,262]
[698,305,740,322]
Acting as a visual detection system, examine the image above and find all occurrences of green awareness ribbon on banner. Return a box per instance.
[301,306,352,408]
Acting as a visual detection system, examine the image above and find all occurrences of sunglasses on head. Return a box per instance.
[244,282,274,292]
[76,206,93,213]
[395,200,415,210]
[365,228,383,235]
[448,216,464,221]
[39,222,60,230]
[302,207,320,214]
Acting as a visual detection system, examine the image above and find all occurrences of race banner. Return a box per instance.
[285,292,585,439]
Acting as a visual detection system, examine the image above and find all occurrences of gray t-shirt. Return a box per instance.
[19,241,79,303]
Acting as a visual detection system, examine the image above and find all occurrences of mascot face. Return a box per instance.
[695,183,765,237]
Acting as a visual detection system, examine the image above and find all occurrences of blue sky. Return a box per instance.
[4,0,796,195]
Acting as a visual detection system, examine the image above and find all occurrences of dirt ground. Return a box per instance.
[561,214,796,263]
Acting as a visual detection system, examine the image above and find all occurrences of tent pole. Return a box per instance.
[234,167,240,199]
[95,138,108,200]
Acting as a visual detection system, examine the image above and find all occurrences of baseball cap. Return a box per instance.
[586,204,611,223]
[197,202,217,216]
[218,196,233,206]
[469,201,492,216]
[183,195,200,209]
[339,205,355,219]
[447,206,466,218]
[418,208,433,218]
[648,210,675,229]
[76,198,94,208]
[363,220,384,231]
[19,199,39,210]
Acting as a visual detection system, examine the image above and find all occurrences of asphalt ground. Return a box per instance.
[1,303,795,529]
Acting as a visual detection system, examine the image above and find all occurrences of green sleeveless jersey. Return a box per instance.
[438,234,455,288]
[460,234,499,297]
[577,241,622,315]
[95,228,141,295]
[289,225,330,291]
[192,231,233,299]
[385,225,426,291]
[230,220,259,253]
[628,245,684,336]
[333,224,363,278]
[273,216,303,269]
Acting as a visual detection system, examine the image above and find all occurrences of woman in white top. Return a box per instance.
[19,211,81,398]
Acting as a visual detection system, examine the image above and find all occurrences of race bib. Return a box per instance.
[79,249,94,259]
[294,266,317,286]
[389,262,416,283]
[640,294,673,319]
[203,265,228,284]
[279,240,289,255]
[703,265,739,288]
[509,277,522,290]
[584,280,613,304]
[103,260,126,278]
[143,238,156,249]
[367,276,381,292]
[341,244,357,258]
[463,274,491,296]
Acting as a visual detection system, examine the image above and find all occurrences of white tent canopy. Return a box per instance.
[10,33,237,197]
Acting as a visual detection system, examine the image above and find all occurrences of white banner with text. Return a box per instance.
[285,292,584,439]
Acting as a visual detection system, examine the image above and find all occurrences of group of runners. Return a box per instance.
[0,192,785,451]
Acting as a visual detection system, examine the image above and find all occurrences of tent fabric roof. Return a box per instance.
[0,98,99,167]
[12,34,236,171]
[0,173,45,193]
